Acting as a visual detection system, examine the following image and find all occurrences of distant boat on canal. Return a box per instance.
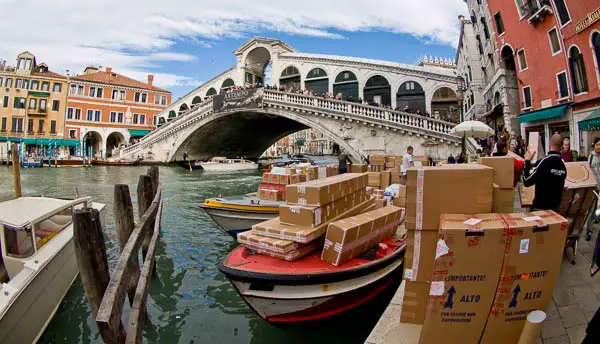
[92,158,139,166]
[0,196,106,344]
[200,157,258,172]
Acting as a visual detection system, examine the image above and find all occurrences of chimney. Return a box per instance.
[105,67,112,83]
[148,74,154,88]
[106,67,112,74]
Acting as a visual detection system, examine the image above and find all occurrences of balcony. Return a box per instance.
[28,108,47,116]
[525,0,553,25]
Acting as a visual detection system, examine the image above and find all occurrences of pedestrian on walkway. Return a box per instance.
[337,150,352,174]
[401,146,414,185]
[523,134,567,212]
[493,137,525,187]
[586,138,600,240]
[561,137,578,162]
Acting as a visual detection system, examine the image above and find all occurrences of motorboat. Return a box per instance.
[0,196,106,344]
[43,157,85,167]
[175,160,203,170]
[200,157,258,172]
[219,234,405,323]
[92,158,139,166]
[199,193,280,236]
[21,158,43,168]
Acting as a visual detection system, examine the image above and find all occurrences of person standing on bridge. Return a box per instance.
[401,146,414,185]
[338,151,352,174]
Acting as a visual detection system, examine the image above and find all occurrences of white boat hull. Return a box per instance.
[202,207,277,234]
[199,162,258,171]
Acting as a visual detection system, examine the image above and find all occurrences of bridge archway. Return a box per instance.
[431,87,459,123]
[83,131,102,158]
[396,81,426,113]
[244,47,271,85]
[305,68,328,96]
[106,132,126,158]
[179,103,189,115]
[279,65,301,90]
[364,75,391,106]
[206,88,217,98]
[333,71,359,101]
[168,110,177,122]
[191,96,202,106]
[221,78,235,92]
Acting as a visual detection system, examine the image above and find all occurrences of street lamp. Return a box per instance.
[456,75,467,152]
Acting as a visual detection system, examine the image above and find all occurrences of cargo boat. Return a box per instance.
[92,159,139,166]
[199,193,281,236]
[218,234,405,323]
[43,157,85,167]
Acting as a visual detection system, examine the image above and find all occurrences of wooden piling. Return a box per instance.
[11,143,21,198]
[147,167,159,197]
[114,184,140,306]
[137,175,157,276]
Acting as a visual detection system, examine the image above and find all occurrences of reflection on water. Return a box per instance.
[0,163,393,344]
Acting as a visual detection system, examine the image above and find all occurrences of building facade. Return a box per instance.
[66,67,172,159]
[0,52,72,160]
[456,15,487,122]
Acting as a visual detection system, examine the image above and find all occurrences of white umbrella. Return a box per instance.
[450,121,494,138]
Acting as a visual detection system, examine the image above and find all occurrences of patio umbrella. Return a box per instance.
[450,121,494,139]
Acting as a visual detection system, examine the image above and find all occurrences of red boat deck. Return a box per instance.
[223,235,405,276]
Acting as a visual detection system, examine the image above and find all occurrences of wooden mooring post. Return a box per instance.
[74,169,163,344]
[11,143,21,198]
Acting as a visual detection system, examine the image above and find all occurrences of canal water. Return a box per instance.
[0,165,396,344]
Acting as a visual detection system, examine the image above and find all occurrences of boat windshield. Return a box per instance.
[3,224,35,258]
[34,207,72,249]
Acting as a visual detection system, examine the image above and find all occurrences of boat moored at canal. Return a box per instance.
[200,157,258,172]
[0,197,106,344]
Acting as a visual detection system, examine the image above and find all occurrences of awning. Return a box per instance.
[0,137,23,143]
[518,104,569,124]
[578,108,600,132]
[128,129,151,137]
[29,92,50,97]
[17,138,81,146]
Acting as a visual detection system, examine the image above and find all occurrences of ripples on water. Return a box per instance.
[0,165,395,344]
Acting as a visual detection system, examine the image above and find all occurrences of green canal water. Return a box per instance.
[0,165,396,344]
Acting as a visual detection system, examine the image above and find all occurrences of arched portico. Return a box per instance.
[82,131,103,159]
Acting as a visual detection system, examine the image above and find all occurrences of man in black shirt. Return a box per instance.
[523,134,567,212]
[338,151,352,174]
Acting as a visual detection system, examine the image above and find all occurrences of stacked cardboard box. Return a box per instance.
[478,156,515,213]
[401,165,494,324]
[259,172,309,201]
[286,173,368,206]
[560,162,597,235]
[350,164,368,173]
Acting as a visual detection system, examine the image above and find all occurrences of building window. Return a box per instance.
[89,87,96,97]
[3,96,8,108]
[69,129,77,139]
[154,95,160,105]
[39,99,47,112]
[515,0,527,18]
[70,84,77,95]
[548,28,561,55]
[86,109,94,121]
[1,117,6,132]
[41,82,50,91]
[133,113,139,124]
[94,110,101,122]
[12,118,24,132]
[5,78,12,88]
[15,79,23,89]
[161,95,166,105]
[14,97,26,109]
[556,71,569,99]
[523,86,532,108]
[553,0,570,26]
[120,90,125,100]
[52,100,60,111]
[117,112,124,123]
[29,98,37,110]
[31,80,39,90]
[53,83,61,93]
[481,19,490,40]
[477,36,484,55]
[75,108,82,120]
[96,87,103,98]
[67,108,74,119]
[78,85,84,95]
[139,114,145,124]
[23,80,29,89]
[141,93,147,103]
[38,119,44,133]
[0,77,2,86]
[50,120,56,134]
[569,47,588,94]
[27,119,34,133]
[517,49,528,71]
[134,92,141,102]
[593,33,600,83]
[110,112,117,122]
[112,89,119,100]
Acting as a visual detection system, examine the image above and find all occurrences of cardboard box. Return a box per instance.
[237,230,301,253]
[317,166,334,179]
[258,189,282,201]
[390,171,402,185]
[279,189,368,228]
[350,164,368,173]
[413,156,430,167]
[406,165,494,231]
[481,211,569,344]
[420,214,507,344]
[322,205,403,266]
[493,184,515,213]
[289,174,307,185]
[565,162,597,189]
[285,173,368,206]
[369,165,385,172]
[380,171,391,189]
[374,198,389,209]
[401,281,431,324]
[558,162,597,222]
[278,174,291,185]
[244,239,323,261]
[370,155,387,165]
[252,199,375,243]
[478,156,515,189]
[367,172,381,188]
[269,173,281,184]
[519,184,535,208]
[393,196,406,208]
[404,230,438,283]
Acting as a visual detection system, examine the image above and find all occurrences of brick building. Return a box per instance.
[66,67,171,159]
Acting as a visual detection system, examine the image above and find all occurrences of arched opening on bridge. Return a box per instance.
[106,132,126,158]
[168,110,177,122]
[158,117,166,126]
[305,68,328,96]
[431,87,459,123]
[396,81,426,113]
[363,75,391,106]
[192,96,202,107]
[333,71,358,101]
[244,47,271,86]
[221,79,235,93]
[82,131,102,159]
[206,88,217,98]
[501,46,516,71]
[279,66,301,90]
[179,103,189,115]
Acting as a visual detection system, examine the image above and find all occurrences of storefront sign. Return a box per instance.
[576,7,600,34]
[212,88,264,113]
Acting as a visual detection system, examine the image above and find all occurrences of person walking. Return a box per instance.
[401,146,414,185]
[586,138,600,240]
[337,151,352,174]
[561,137,578,162]
[523,134,567,212]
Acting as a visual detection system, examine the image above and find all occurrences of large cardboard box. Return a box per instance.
[278,174,291,185]
[350,164,368,173]
[258,189,282,201]
[289,174,307,185]
[493,184,515,213]
[279,189,368,227]
[367,172,381,188]
[370,155,387,165]
[380,171,391,189]
[390,171,402,185]
[420,214,507,344]
[519,184,535,208]
[413,156,430,167]
[237,230,302,254]
[244,239,323,261]
[404,230,438,283]
[478,156,514,189]
[252,199,375,243]
[317,166,335,179]
[481,211,569,344]
[565,161,597,189]
[405,165,494,231]
[322,206,403,266]
[401,281,431,324]
[285,173,367,206]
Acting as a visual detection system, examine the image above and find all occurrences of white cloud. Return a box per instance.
[0,0,466,90]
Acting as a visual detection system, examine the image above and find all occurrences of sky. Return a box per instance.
[0,0,468,99]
